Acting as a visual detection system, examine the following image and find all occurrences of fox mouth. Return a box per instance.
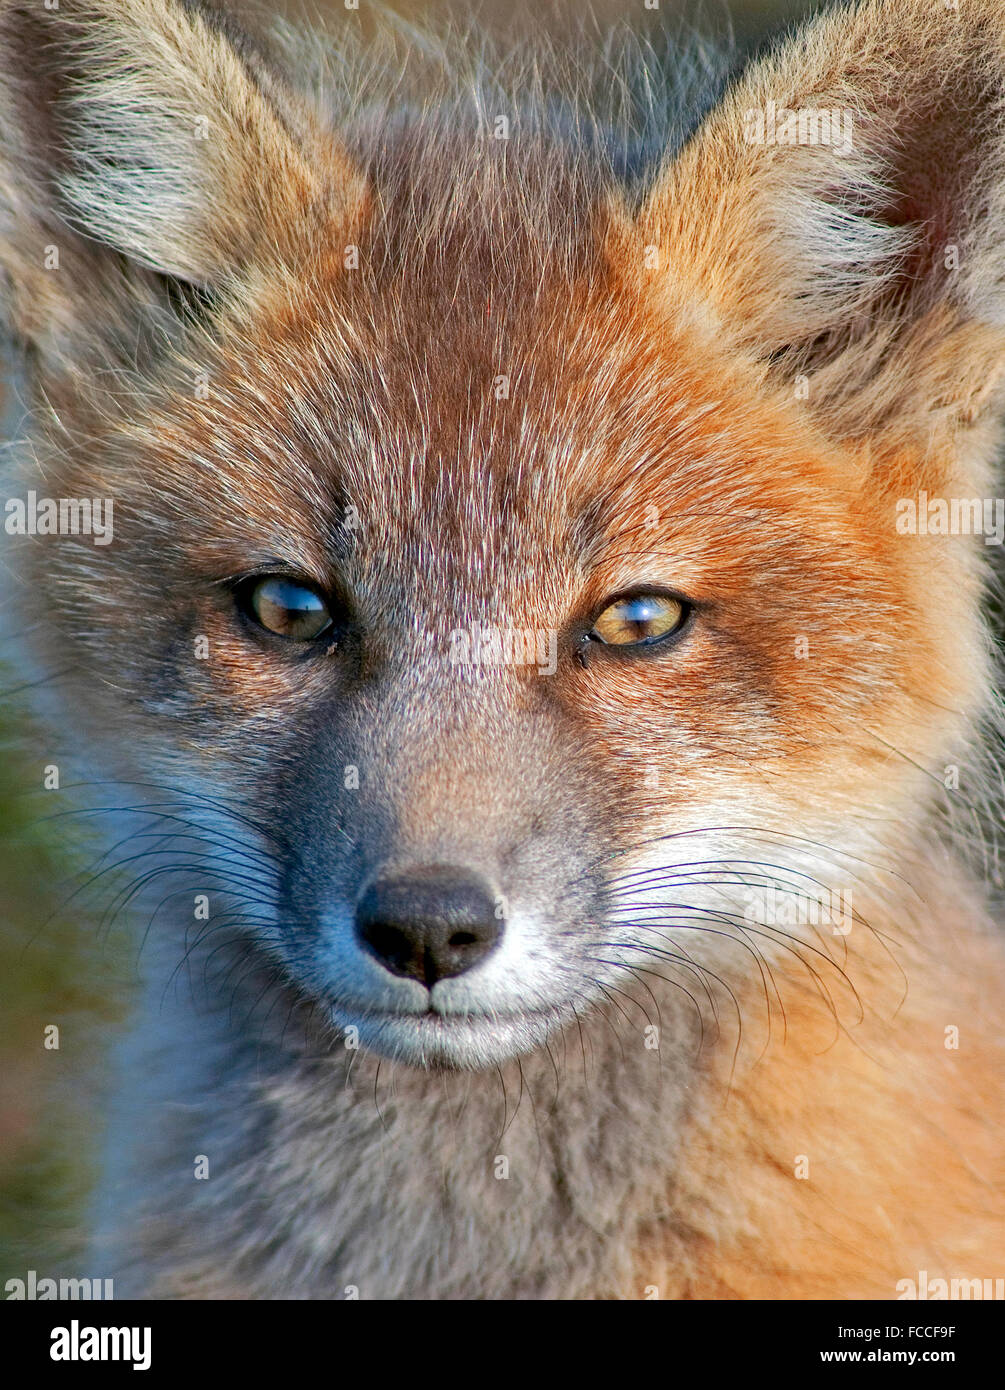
[290,881,598,1070]
[331,1000,572,1070]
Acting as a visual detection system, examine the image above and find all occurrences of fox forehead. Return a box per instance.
[127,160,870,620]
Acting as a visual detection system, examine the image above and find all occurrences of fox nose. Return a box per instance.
[355,866,503,987]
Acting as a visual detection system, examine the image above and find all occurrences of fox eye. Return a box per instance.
[244,576,333,641]
[589,592,688,647]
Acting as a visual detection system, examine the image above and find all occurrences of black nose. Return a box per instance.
[355,865,503,987]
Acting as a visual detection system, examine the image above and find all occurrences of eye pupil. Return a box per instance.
[589,592,687,648]
[246,576,332,641]
[623,598,660,628]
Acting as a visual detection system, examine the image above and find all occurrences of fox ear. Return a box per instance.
[0,0,361,360]
[640,0,1005,460]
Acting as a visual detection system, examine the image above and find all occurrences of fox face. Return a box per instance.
[2,0,1004,1083]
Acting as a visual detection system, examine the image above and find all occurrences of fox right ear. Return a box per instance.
[638,0,1005,470]
[0,0,362,364]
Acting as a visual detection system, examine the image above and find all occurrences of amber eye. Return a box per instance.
[245,576,332,641]
[589,592,688,647]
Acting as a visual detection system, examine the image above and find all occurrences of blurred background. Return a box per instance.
[0,0,823,1281]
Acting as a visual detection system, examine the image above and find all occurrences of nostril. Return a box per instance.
[362,920,413,966]
[354,866,503,987]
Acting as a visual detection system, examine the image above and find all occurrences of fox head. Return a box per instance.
[2,0,1004,1070]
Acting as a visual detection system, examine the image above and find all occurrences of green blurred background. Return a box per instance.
[0,0,821,1282]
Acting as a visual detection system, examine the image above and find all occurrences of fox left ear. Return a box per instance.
[0,0,363,365]
[639,0,1005,467]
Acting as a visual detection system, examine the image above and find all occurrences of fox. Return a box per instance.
[1,0,1005,1300]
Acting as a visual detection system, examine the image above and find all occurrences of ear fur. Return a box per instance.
[639,0,1005,464]
[0,0,362,365]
